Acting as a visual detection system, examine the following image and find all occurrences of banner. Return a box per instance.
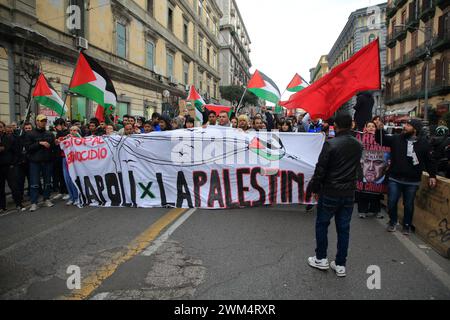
[356,132,391,194]
[61,127,325,209]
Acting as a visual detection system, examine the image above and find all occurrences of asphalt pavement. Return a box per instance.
[0,198,449,300]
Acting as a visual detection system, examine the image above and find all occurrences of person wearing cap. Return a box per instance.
[24,114,56,212]
[376,118,437,235]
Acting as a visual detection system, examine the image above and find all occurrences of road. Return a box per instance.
[0,198,449,300]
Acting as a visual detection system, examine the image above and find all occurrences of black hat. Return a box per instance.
[407,119,423,134]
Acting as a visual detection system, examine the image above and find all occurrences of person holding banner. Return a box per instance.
[237,115,250,132]
[356,121,388,219]
[63,126,81,207]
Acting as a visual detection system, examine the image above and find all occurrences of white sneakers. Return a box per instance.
[52,194,63,200]
[66,200,74,206]
[330,261,346,277]
[62,194,70,200]
[29,204,38,212]
[308,256,346,277]
[308,256,330,270]
[44,200,54,207]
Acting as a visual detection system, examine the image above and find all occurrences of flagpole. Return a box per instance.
[236,86,247,114]
[65,48,83,121]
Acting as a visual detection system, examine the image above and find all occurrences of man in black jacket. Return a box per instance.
[376,118,437,235]
[306,113,363,277]
[0,121,25,212]
[24,114,56,212]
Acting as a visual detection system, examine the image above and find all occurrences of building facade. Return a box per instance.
[327,3,387,115]
[384,0,450,124]
[309,55,329,84]
[216,0,251,92]
[0,0,223,123]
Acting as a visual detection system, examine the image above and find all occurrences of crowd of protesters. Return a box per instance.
[0,105,449,221]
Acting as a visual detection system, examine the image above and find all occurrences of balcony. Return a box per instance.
[430,78,450,95]
[432,29,450,52]
[436,0,450,9]
[394,25,408,41]
[384,78,450,105]
[419,0,436,22]
[385,56,407,76]
[387,3,398,19]
[406,14,420,31]
[414,43,428,59]
[386,32,397,48]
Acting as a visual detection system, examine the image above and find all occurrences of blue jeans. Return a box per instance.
[315,195,355,266]
[62,158,78,203]
[29,161,53,205]
[388,180,419,228]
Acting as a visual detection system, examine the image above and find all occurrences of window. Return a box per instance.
[198,36,203,57]
[207,47,210,64]
[213,50,217,69]
[390,46,396,64]
[147,0,153,16]
[411,30,418,50]
[71,96,87,122]
[401,10,406,25]
[198,0,203,17]
[400,40,405,61]
[183,20,189,44]
[117,102,129,119]
[167,53,174,78]
[146,41,155,71]
[183,61,189,84]
[369,34,376,43]
[168,7,174,32]
[116,22,127,58]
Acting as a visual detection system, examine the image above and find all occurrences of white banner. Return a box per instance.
[61,127,325,209]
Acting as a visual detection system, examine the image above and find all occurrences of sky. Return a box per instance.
[236,0,383,101]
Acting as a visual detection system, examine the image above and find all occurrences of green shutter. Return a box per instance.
[146,41,154,70]
[117,22,126,58]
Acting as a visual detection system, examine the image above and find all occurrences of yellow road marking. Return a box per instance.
[60,208,187,300]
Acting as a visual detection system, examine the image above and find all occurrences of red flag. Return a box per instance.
[95,105,105,122]
[280,39,381,119]
[204,104,233,115]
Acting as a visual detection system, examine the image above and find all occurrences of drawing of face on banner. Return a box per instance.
[361,150,390,184]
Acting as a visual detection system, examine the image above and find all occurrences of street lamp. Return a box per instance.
[394,24,434,135]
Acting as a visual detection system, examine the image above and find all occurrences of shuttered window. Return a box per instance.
[116,22,126,58]
[146,41,155,70]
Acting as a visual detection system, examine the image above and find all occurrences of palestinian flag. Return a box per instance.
[187,85,205,123]
[249,136,286,161]
[33,73,67,115]
[247,70,281,104]
[69,52,117,118]
[287,74,309,93]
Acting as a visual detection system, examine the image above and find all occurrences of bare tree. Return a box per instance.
[14,39,41,124]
